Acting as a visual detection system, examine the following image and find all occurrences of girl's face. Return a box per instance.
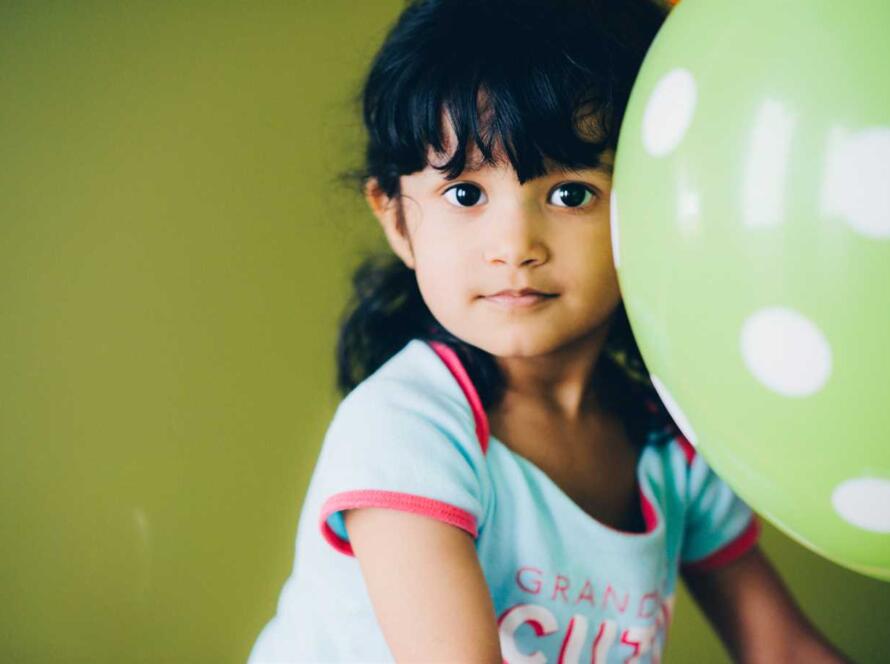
[367,135,621,359]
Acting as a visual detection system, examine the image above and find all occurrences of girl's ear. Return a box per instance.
[364,178,416,270]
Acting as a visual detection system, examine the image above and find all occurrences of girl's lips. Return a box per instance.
[482,292,559,308]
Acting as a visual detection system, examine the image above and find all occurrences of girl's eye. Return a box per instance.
[549,183,597,208]
[443,183,487,208]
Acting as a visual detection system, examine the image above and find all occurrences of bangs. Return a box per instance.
[362,0,641,188]
[431,79,612,182]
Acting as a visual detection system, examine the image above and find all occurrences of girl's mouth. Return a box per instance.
[482,290,559,308]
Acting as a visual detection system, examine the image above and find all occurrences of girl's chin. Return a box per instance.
[464,332,566,359]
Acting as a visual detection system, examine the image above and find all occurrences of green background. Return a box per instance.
[0,2,885,662]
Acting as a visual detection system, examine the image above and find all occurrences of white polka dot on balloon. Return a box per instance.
[832,477,890,533]
[610,189,621,269]
[821,126,890,239]
[650,373,698,446]
[642,68,697,157]
[740,307,832,397]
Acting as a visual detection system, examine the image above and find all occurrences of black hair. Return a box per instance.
[336,0,675,446]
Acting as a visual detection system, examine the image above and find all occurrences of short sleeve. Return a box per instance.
[680,449,761,572]
[312,371,488,557]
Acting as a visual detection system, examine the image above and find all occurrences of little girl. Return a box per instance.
[250,1,850,661]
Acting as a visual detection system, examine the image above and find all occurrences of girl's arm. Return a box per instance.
[344,507,502,663]
[681,544,853,664]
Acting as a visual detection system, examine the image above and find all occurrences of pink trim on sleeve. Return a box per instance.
[427,341,490,454]
[319,489,479,557]
[681,514,762,573]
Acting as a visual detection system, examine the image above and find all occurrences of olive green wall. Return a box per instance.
[0,2,885,662]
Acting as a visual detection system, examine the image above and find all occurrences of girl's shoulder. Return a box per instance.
[327,338,489,460]
[314,339,492,554]
[640,420,705,487]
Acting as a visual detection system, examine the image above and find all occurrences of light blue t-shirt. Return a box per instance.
[249,339,760,663]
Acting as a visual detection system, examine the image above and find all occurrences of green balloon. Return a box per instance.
[613,0,890,581]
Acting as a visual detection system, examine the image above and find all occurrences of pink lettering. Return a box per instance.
[557,615,588,664]
[620,624,657,664]
[657,593,675,633]
[592,619,618,664]
[495,599,671,664]
[497,603,558,663]
[551,574,570,602]
[637,591,659,619]
[603,584,630,614]
[575,579,596,607]
[515,566,543,595]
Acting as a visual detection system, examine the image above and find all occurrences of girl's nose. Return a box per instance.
[482,205,549,268]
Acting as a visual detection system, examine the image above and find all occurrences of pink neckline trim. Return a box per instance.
[424,339,660,536]
[427,341,490,454]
